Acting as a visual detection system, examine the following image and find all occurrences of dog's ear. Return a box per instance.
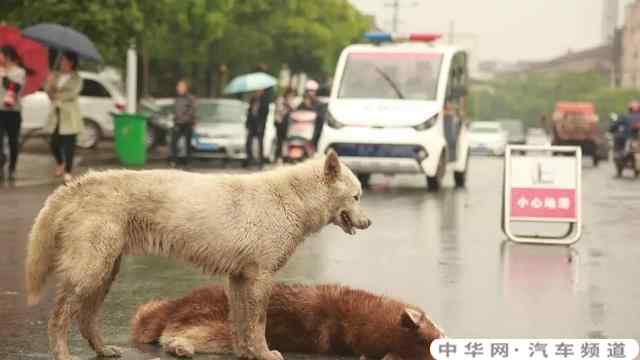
[401,308,422,329]
[324,149,341,182]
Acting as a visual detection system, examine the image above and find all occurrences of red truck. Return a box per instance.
[551,102,609,166]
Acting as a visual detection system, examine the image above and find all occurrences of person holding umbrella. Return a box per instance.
[44,51,83,183]
[0,45,26,181]
[20,24,104,183]
[223,71,277,169]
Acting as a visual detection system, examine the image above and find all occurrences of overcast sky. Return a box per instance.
[349,0,635,62]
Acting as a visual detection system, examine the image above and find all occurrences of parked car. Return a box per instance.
[499,119,526,144]
[469,121,508,156]
[191,98,277,162]
[21,71,126,149]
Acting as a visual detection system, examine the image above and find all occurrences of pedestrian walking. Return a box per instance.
[0,46,26,181]
[170,79,196,167]
[244,88,270,168]
[44,51,83,183]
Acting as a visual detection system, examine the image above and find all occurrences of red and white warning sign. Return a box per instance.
[503,145,582,244]
[509,156,578,221]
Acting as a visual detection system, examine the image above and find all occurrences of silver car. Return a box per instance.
[191,99,277,161]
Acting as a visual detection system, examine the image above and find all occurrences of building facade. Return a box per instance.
[622,0,640,87]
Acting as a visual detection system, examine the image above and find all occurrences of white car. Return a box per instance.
[468,121,508,156]
[317,32,471,190]
[526,128,551,147]
[20,71,126,148]
[191,98,278,162]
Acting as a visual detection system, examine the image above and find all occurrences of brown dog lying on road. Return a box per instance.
[131,283,444,359]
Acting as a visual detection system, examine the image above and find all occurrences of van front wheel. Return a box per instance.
[427,151,446,192]
[426,176,441,191]
[454,170,466,188]
[454,153,469,188]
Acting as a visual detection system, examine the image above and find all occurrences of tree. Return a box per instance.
[469,71,636,127]
[2,0,370,96]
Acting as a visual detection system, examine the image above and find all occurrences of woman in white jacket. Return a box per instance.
[44,52,83,183]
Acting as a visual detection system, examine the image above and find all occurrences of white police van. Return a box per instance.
[318,33,471,190]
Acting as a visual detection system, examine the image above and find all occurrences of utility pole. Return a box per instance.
[391,0,399,33]
[384,0,417,33]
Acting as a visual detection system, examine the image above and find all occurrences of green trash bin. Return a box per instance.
[113,113,147,166]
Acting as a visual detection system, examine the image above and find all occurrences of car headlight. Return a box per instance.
[326,111,345,129]
[413,114,439,131]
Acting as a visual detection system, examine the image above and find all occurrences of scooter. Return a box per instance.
[140,98,173,151]
[613,124,640,178]
[283,109,317,163]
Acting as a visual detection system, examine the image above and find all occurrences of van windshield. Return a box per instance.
[338,52,442,100]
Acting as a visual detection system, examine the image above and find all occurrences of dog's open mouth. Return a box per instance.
[339,210,356,235]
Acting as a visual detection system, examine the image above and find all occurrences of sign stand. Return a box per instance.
[502,145,582,245]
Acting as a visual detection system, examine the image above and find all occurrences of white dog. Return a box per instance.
[25,150,371,360]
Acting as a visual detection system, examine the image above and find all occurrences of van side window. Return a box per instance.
[81,79,110,98]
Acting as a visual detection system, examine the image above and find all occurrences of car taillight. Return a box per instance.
[115,102,126,112]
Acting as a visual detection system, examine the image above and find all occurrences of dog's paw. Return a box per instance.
[98,345,123,357]
[172,343,195,358]
[162,337,195,358]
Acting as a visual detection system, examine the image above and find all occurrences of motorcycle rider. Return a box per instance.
[610,100,640,151]
[610,100,640,177]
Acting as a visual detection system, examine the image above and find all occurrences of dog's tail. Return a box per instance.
[130,299,174,343]
[25,200,59,306]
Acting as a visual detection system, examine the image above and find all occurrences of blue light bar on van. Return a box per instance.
[364,32,393,42]
[364,32,442,43]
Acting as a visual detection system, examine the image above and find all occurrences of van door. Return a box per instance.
[443,51,468,162]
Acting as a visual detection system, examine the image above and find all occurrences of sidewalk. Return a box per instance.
[3,142,265,189]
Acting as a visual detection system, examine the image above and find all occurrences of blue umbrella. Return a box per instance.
[224,72,277,94]
[22,23,103,63]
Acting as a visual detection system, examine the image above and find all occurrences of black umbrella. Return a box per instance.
[22,23,103,63]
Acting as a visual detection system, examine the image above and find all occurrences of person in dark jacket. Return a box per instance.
[298,80,325,148]
[0,46,26,181]
[244,88,270,168]
[171,79,196,167]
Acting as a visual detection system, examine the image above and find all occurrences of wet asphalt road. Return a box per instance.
[1,156,639,359]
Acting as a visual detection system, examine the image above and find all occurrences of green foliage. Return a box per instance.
[585,88,640,121]
[2,0,370,96]
[469,71,640,127]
